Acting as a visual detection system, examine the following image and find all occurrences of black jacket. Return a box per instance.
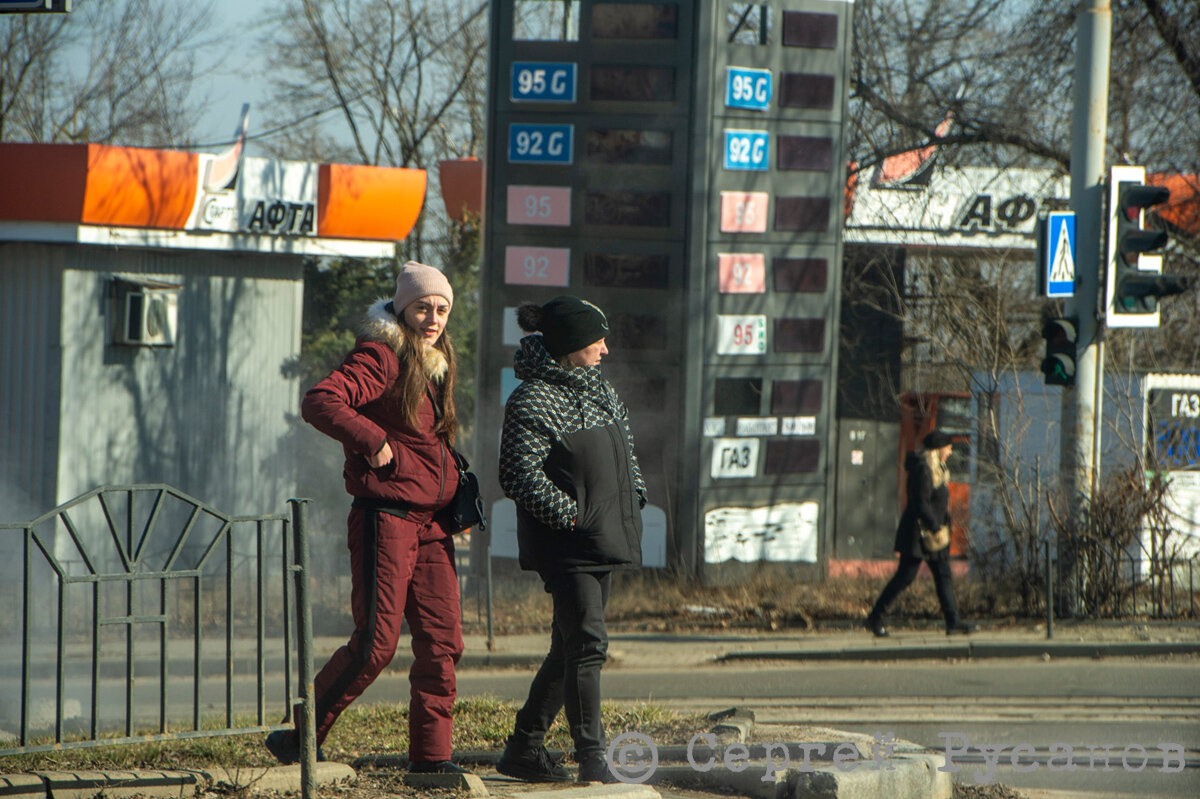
[499,335,645,573]
[894,449,950,560]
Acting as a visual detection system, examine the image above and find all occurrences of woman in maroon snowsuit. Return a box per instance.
[267,261,467,774]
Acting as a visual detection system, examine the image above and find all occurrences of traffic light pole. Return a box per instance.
[1061,0,1111,613]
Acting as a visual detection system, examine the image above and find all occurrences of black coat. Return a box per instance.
[499,335,646,573]
[893,450,950,560]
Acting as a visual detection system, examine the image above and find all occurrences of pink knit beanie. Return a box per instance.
[393,261,453,313]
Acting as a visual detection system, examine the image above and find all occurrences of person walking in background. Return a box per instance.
[495,296,646,784]
[266,262,469,775]
[865,429,978,637]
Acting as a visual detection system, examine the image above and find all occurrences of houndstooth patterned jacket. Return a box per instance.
[500,334,646,570]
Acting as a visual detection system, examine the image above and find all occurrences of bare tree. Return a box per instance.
[258,0,488,266]
[0,0,216,146]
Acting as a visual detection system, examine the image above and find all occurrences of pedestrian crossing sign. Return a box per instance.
[1043,211,1076,298]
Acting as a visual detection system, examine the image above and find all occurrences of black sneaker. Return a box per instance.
[409,760,470,774]
[576,755,617,784]
[264,730,326,765]
[946,621,979,636]
[496,739,573,783]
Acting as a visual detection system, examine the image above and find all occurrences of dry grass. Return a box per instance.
[0,698,708,772]
[467,568,980,634]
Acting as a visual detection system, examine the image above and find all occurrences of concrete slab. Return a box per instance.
[403,771,489,796]
[508,784,660,799]
[33,770,198,799]
[198,762,355,793]
[0,774,45,799]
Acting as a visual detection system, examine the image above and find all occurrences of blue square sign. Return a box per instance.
[1044,211,1076,298]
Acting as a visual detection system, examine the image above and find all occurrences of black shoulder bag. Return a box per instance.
[436,447,487,534]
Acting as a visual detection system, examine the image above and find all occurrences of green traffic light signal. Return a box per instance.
[1041,317,1077,387]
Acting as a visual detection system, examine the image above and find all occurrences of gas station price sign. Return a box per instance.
[508,123,574,164]
[725,66,772,111]
[511,62,577,103]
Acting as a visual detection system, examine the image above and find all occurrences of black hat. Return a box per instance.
[923,430,953,450]
[516,295,610,358]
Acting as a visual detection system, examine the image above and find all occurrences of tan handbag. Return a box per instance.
[920,523,951,553]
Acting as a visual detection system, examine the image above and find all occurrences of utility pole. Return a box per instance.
[1061,0,1111,611]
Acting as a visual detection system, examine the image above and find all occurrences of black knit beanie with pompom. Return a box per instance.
[516,295,610,358]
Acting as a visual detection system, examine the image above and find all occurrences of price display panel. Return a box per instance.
[504,246,570,286]
[506,185,571,226]
[764,439,820,474]
[719,191,769,233]
[777,135,833,172]
[591,66,675,103]
[714,377,764,415]
[723,129,770,171]
[716,314,767,355]
[725,66,772,111]
[583,252,670,289]
[584,189,671,227]
[585,129,673,165]
[771,379,824,414]
[511,62,577,103]
[718,253,765,293]
[508,123,574,164]
[711,437,760,479]
[773,257,828,292]
[591,4,679,39]
[608,313,668,351]
[773,318,825,354]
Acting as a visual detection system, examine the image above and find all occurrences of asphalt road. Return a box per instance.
[440,657,1200,798]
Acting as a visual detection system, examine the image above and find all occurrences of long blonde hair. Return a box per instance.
[923,448,949,488]
[385,322,458,444]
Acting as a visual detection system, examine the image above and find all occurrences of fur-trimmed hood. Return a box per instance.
[361,298,448,381]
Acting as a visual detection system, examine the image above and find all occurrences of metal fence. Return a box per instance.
[0,484,313,775]
[1041,539,1199,630]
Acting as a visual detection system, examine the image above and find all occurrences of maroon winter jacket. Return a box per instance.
[301,304,458,512]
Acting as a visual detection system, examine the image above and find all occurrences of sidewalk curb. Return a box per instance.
[717,640,1200,662]
[0,763,355,799]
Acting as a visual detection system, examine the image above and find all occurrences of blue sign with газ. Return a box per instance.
[725,66,772,112]
[511,62,577,103]
[723,129,769,171]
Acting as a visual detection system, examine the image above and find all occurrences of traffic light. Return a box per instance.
[1105,165,1193,328]
[1041,317,1077,387]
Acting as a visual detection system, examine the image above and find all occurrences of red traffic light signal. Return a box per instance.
[1105,166,1194,326]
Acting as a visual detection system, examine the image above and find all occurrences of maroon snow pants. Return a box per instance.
[310,505,463,761]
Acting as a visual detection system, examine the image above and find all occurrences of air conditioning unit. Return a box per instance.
[117,288,178,346]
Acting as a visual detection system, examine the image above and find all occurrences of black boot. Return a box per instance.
[863,614,889,638]
[496,737,573,782]
[946,620,978,636]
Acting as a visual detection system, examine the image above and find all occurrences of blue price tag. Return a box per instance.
[508,124,574,164]
[723,130,769,172]
[725,67,772,111]
[511,62,577,103]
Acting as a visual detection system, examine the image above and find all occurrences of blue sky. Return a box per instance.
[194,0,272,150]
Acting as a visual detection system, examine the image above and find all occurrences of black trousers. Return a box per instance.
[511,570,612,760]
[870,552,960,626]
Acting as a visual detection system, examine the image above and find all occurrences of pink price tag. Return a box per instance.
[718,253,766,293]
[505,246,571,286]
[507,185,571,226]
[719,191,769,233]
